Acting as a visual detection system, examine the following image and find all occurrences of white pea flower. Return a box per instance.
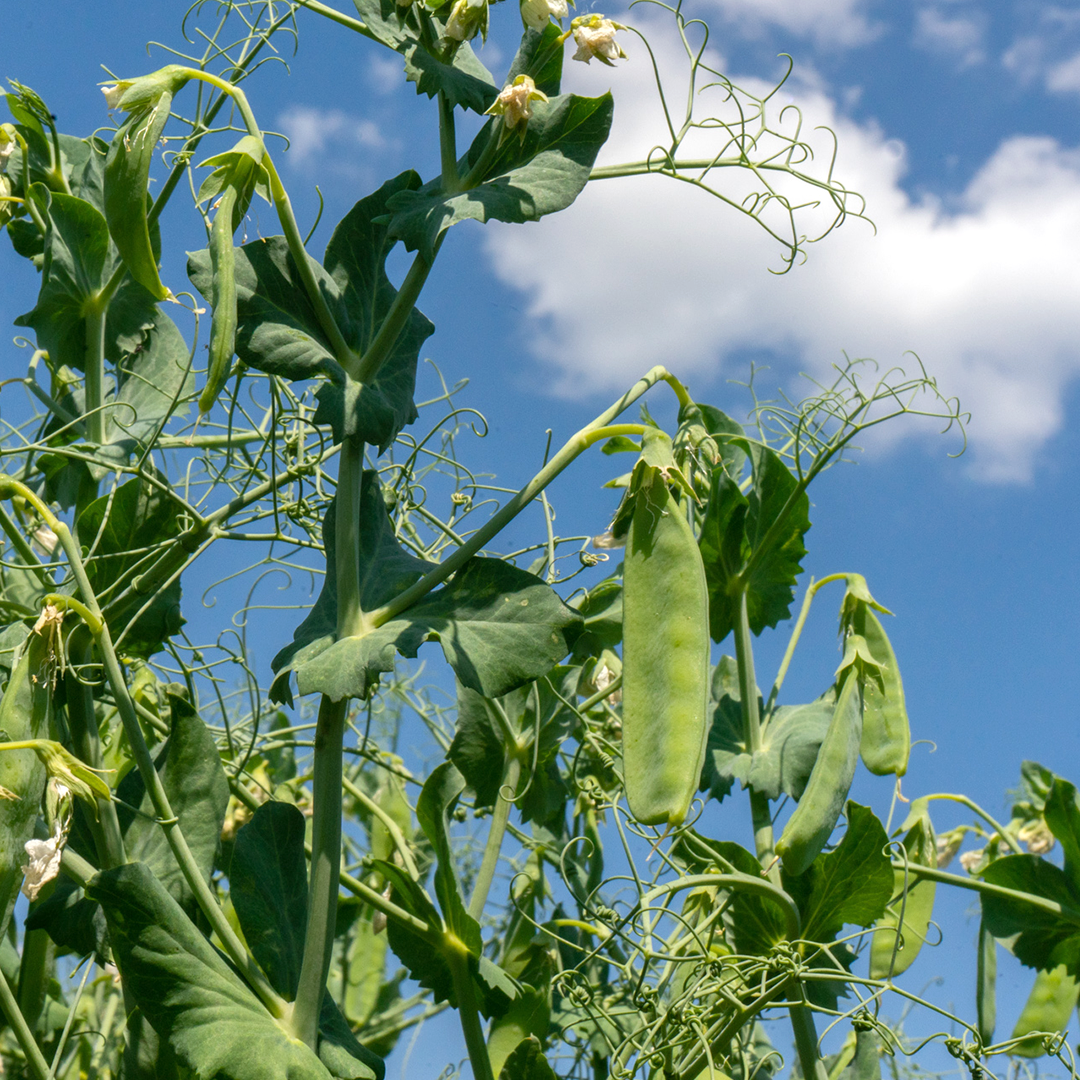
[570,14,627,66]
[0,125,16,173]
[485,75,549,140]
[520,0,569,31]
[31,523,58,557]
[101,82,133,111]
[958,847,984,874]
[445,0,488,42]
[21,829,65,901]
[1018,818,1055,855]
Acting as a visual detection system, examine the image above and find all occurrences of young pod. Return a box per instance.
[621,468,710,828]
[198,184,239,417]
[853,604,910,777]
[775,664,862,876]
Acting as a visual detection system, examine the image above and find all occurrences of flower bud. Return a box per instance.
[520,0,569,30]
[570,14,627,66]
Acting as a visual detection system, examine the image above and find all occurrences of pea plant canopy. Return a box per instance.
[0,3,1076,1080]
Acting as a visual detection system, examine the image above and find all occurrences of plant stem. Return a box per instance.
[789,999,829,1080]
[438,92,459,192]
[0,967,51,1080]
[293,696,347,1047]
[446,935,496,1080]
[341,775,420,880]
[923,794,1023,855]
[468,752,522,921]
[367,371,677,627]
[733,587,777,876]
[294,0,375,37]
[84,302,107,445]
[16,928,51,1034]
[335,436,367,637]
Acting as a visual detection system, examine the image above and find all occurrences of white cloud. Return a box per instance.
[698,0,880,47]
[481,32,1080,482]
[914,8,985,67]
[1047,50,1080,92]
[277,106,388,166]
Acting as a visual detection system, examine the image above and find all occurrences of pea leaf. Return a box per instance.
[699,444,810,643]
[188,172,433,450]
[230,801,309,1000]
[386,92,613,260]
[87,863,334,1080]
[271,475,579,704]
[565,577,622,662]
[506,24,566,98]
[498,1036,558,1080]
[980,855,1080,974]
[1044,779,1080,882]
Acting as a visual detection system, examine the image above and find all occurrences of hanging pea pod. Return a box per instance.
[775,664,862,876]
[621,464,710,828]
[103,67,191,300]
[869,807,936,979]
[198,184,239,416]
[0,622,56,937]
[977,917,997,1046]
[1011,964,1079,1057]
[852,605,909,777]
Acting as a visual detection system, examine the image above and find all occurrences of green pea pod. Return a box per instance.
[0,628,54,938]
[1011,963,1079,1057]
[775,665,862,876]
[198,184,239,416]
[977,917,996,1046]
[853,605,910,777]
[621,467,710,828]
[869,815,936,979]
[104,92,174,301]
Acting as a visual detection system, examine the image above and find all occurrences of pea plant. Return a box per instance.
[0,4,1078,1080]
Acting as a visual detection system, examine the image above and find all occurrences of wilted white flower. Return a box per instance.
[0,125,16,173]
[31,523,58,557]
[485,75,549,138]
[935,829,963,869]
[520,0,569,30]
[570,14,627,66]
[1018,818,1055,855]
[21,830,64,901]
[101,83,131,111]
[958,848,984,874]
[591,530,624,550]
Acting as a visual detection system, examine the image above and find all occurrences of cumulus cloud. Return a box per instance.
[481,29,1080,482]
[914,8,986,67]
[698,0,880,47]
[277,106,388,166]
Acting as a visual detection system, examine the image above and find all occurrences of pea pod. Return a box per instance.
[775,665,862,876]
[976,916,996,1046]
[1011,963,1079,1057]
[0,626,54,937]
[104,91,175,300]
[621,467,710,828]
[869,812,936,979]
[198,183,239,417]
[853,604,909,777]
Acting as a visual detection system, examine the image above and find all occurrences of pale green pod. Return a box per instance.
[977,917,996,1046]
[775,665,862,876]
[1012,964,1079,1057]
[199,184,239,417]
[621,468,710,828]
[854,605,910,777]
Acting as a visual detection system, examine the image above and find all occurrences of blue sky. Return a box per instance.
[5,0,1080,1071]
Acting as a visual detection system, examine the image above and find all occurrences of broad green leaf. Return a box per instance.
[840,1028,881,1080]
[78,472,185,656]
[1011,963,1080,1057]
[869,812,937,979]
[506,24,565,98]
[104,93,175,299]
[565,576,622,662]
[784,803,893,943]
[87,862,334,1080]
[0,630,53,938]
[498,1035,557,1080]
[189,172,432,449]
[1044,779,1080,882]
[386,92,614,260]
[231,801,309,1000]
[450,684,508,809]
[981,854,1080,974]
[319,995,383,1080]
[119,1007,186,1080]
[699,443,810,643]
[488,989,551,1080]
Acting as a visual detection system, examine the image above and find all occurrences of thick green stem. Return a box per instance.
[84,302,107,445]
[438,92,459,192]
[789,1000,829,1080]
[367,371,677,628]
[468,752,522,921]
[335,436,367,638]
[447,936,496,1080]
[733,587,777,876]
[16,928,52,1035]
[0,967,51,1080]
[292,696,346,1048]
